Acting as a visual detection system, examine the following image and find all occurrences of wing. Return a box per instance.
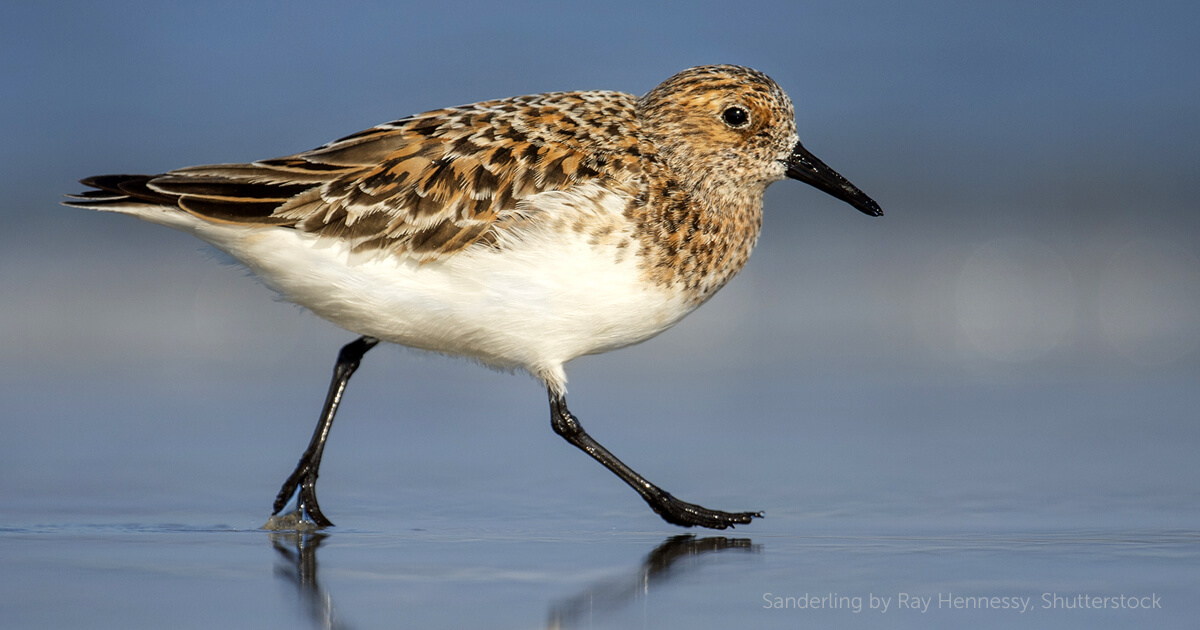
[71,91,648,261]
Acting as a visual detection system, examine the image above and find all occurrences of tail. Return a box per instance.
[64,174,179,211]
[65,171,300,230]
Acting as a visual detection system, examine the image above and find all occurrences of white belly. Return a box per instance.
[195,220,693,391]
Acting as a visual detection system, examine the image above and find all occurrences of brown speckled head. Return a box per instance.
[637,65,798,199]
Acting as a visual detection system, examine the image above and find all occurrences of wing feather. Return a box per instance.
[70,90,650,261]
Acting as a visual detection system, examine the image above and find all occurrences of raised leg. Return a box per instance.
[269,336,379,527]
[549,391,761,529]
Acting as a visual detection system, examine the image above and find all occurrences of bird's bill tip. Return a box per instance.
[785,142,882,217]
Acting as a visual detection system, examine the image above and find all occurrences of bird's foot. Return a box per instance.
[263,467,334,530]
[650,491,762,530]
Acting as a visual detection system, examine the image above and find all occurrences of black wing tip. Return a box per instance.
[65,175,141,208]
[78,173,154,191]
[69,173,181,207]
[67,170,305,225]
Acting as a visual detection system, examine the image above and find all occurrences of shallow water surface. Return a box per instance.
[2,369,1197,629]
[2,517,1194,629]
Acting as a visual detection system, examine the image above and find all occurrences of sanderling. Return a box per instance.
[67,65,881,530]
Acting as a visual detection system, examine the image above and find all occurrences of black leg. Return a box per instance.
[270,336,379,527]
[549,391,761,529]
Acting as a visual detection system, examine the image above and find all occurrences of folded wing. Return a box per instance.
[68,92,645,261]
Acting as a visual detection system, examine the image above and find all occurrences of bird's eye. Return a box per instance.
[721,106,750,128]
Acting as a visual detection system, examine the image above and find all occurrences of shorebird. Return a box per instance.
[67,65,881,529]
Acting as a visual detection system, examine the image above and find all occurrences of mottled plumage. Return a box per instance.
[68,65,881,530]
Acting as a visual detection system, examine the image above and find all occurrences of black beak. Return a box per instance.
[785,141,882,217]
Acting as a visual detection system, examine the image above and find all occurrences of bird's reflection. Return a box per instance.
[547,534,760,629]
[269,530,757,630]
[270,531,351,630]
